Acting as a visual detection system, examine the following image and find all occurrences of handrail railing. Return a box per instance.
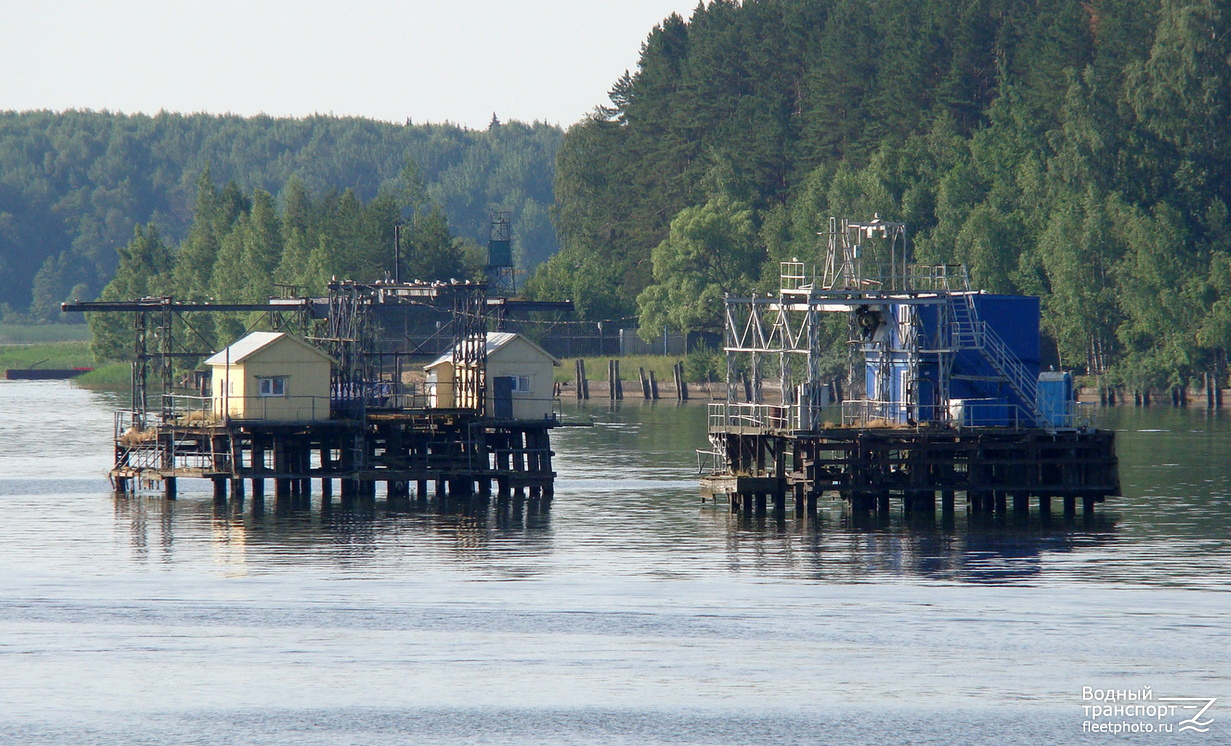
[708,402,793,432]
[157,386,561,425]
[840,399,1035,428]
[781,261,973,294]
[945,291,1044,426]
[162,393,333,424]
[696,447,724,475]
[706,396,1088,434]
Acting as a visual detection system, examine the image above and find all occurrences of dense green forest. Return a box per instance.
[528,0,1231,388]
[87,168,487,361]
[0,110,560,320]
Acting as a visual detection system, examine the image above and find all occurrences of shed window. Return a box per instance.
[510,375,531,393]
[258,376,288,397]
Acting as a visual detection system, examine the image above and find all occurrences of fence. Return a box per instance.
[618,328,688,356]
[705,396,1090,434]
[161,393,334,423]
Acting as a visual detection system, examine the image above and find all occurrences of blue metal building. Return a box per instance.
[863,294,1046,427]
[703,216,1117,518]
[719,217,1079,432]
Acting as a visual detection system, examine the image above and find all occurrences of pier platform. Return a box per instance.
[111,407,556,510]
[703,424,1119,518]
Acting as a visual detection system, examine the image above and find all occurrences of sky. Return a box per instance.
[3,0,700,130]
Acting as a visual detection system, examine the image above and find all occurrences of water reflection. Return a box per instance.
[715,502,1119,584]
[78,396,1231,590]
[114,492,178,564]
[7,386,1231,746]
[110,492,556,577]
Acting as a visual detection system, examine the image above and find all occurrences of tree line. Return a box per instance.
[0,110,560,321]
[529,0,1231,389]
[89,167,481,361]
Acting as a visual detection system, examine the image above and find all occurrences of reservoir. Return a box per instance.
[0,380,1227,744]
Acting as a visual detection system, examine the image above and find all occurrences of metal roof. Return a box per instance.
[425,332,561,370]
[204,331,331,366]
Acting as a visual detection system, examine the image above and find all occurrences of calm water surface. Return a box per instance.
[0,380,1227,744]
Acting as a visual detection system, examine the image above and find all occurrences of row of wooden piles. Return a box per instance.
[705,428,1118,521]
[724,487,1104,521]
[118,472,553,517]
[1098,380,1226,408]
[111,419,556,515]
[571,359,691,402]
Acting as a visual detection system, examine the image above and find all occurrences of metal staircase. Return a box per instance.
[945,291,1043,427]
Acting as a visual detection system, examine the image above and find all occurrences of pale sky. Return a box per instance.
[2,0,701,130]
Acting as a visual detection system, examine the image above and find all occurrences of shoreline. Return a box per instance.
[561,379,1231,409]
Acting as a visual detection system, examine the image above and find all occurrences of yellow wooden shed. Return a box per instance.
[205,331,333,422]
[425,332,560,420]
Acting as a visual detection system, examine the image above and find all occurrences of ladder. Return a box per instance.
[946,291,1043,427]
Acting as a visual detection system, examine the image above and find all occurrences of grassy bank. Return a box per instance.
[0,324,92,343]
[0,338,129,389]
[74,363,131,387]
[555,355,687,384]
[0,325,104,384]
[0,340,95,370]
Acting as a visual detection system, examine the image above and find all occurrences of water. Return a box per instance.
[0,380,1227,744]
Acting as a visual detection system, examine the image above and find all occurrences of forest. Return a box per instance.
[527,0,1231,388]
[9,0,1229,388]
[0,110,561,321]
[86,167,493,361]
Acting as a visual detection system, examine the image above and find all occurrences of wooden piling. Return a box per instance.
[709,430,1122,517]
[673,362,689,402]
[103,406,558,520]
[575,359,589,400]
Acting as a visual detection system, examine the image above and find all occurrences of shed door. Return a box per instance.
[492,376,514,419]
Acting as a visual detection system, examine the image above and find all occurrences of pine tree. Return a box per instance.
[89,224,173,361]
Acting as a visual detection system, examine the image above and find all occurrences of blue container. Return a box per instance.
[916,294,1041,419]
[1037,371,1074,428]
